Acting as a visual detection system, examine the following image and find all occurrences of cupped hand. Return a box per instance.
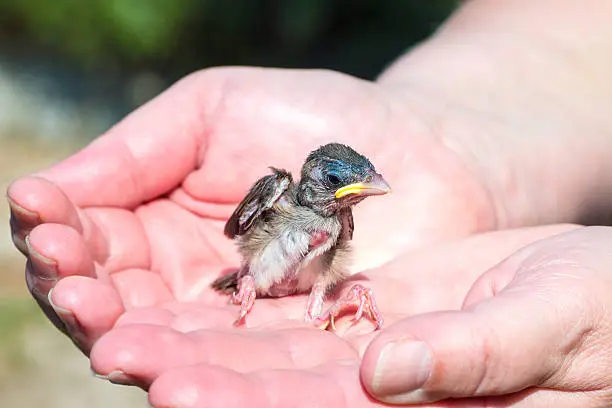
[7,67,493,354]
[94,224,582,408]
[358,225,612,408]
[115,225,612,408]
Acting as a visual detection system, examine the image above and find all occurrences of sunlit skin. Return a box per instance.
[8,65,494,351]
[9,0,612,407]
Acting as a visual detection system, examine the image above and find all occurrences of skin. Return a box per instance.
[7,0,612,406]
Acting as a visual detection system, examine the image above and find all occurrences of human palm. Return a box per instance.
[9,67,493,391]
[113,224,572,407]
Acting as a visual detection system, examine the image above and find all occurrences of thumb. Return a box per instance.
[359,266,592,404]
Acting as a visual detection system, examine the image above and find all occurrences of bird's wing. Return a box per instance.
[224,167,294,238]
[338,207,354,241]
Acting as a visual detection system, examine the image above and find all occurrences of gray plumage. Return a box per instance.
[211,142,390,323]
[213,168,352,297]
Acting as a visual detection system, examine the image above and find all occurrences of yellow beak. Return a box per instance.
[334,174,392,199]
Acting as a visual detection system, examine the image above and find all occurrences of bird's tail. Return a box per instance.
[210,271,239,294]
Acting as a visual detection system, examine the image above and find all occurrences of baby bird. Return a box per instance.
[211,142,391,330]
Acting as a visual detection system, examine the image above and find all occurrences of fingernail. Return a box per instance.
[48,288,73,318]
[26,235,59,280]
[11,232,27,255]
[92,369,134,385]
[6,196,41,224]
[46,288,90,354]
[371,340,432,398]
[48,287,84,342]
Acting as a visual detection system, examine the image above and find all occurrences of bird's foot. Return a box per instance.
[315,284,383,331]
[230,275,257,326]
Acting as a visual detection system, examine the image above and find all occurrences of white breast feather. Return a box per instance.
[249,212,340,294]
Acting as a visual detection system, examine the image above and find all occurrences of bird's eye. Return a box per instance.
[327,173,342,185]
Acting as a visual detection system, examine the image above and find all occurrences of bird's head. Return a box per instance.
[296,143,391,216]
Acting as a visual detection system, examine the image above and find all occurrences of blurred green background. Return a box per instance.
[0,1,456,406]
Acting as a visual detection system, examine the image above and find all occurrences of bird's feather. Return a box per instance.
[209,270,239,294]
[223,167,293,238]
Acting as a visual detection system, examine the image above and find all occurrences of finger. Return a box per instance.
[91,326,292,388]
[147,366,602,408]
[360,282,590,404]
[24,222,97,340]
[148,365,269,408]
[148,362,366,408]
[111,301,243,331]
[26,223,95,284]
[117,300,307,333]
[49,275,124,354]
[7,176,117,265]
[110,268,173,309]
[33,72,209,208]
[460,224,582,309]
[148,361,469,408]
[148,364,348,408]
[366,223,581,315]
[90,325,355,387]
[7,198,40,255]
[7,176,83,254]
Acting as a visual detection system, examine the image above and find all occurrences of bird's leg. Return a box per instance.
[304,230,332,322]
[230,275,257,326]
[304,281,326,322]
[316,284,384,331]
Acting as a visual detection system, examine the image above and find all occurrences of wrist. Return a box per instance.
[376,0,612,228]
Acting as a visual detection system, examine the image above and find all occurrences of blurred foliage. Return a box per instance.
[0,0,193,63]
[0,0,457,80]
[0,298,44,377]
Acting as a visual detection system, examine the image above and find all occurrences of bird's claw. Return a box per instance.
[231,275,257,326]
[315,284,383,332]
